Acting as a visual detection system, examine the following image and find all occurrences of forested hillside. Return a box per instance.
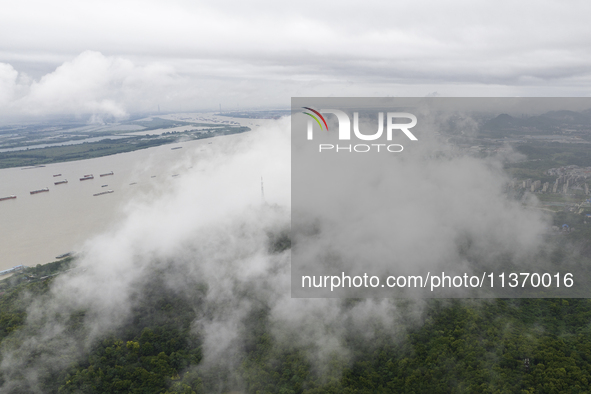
[1,257,591,393]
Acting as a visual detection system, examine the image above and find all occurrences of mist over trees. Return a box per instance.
[2,259,591,393]
[2,118,591,393]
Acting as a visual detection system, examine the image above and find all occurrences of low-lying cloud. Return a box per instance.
[0,115,552,391]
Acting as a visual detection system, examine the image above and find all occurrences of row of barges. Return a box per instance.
[1,171,115,200]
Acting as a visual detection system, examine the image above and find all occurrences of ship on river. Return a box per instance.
[93,190,114,196]
[80,174,94,181]
[54,179,68,185]
[0,195,16,201]
[30,188,49,195]
[100,171,114,177]
[0,265,25,275]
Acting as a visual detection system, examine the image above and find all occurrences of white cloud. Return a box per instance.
[0,63,18,105]
[0,114,555,389]
[2,51,180,118]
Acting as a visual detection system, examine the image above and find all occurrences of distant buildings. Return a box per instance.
[544,166,591,194]
[507,166,591,195]
[511,165,591,197]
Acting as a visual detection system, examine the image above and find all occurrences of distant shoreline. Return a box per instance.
[0,126,250,169]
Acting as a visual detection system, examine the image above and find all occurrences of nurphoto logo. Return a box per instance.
[302,107,418,153]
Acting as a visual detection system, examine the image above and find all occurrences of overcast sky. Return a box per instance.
[1,0,591,118]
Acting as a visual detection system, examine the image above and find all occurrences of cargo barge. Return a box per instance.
[21,165,45,170]
[0,195,16,201]
[171,147,182,150]
[80,175,94,181]
[93,190,114,196]
[100,171,114,177]
[0,265,25,276]
[53,174,62,177]
[30,188,49,195]
[54,179,68,185]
